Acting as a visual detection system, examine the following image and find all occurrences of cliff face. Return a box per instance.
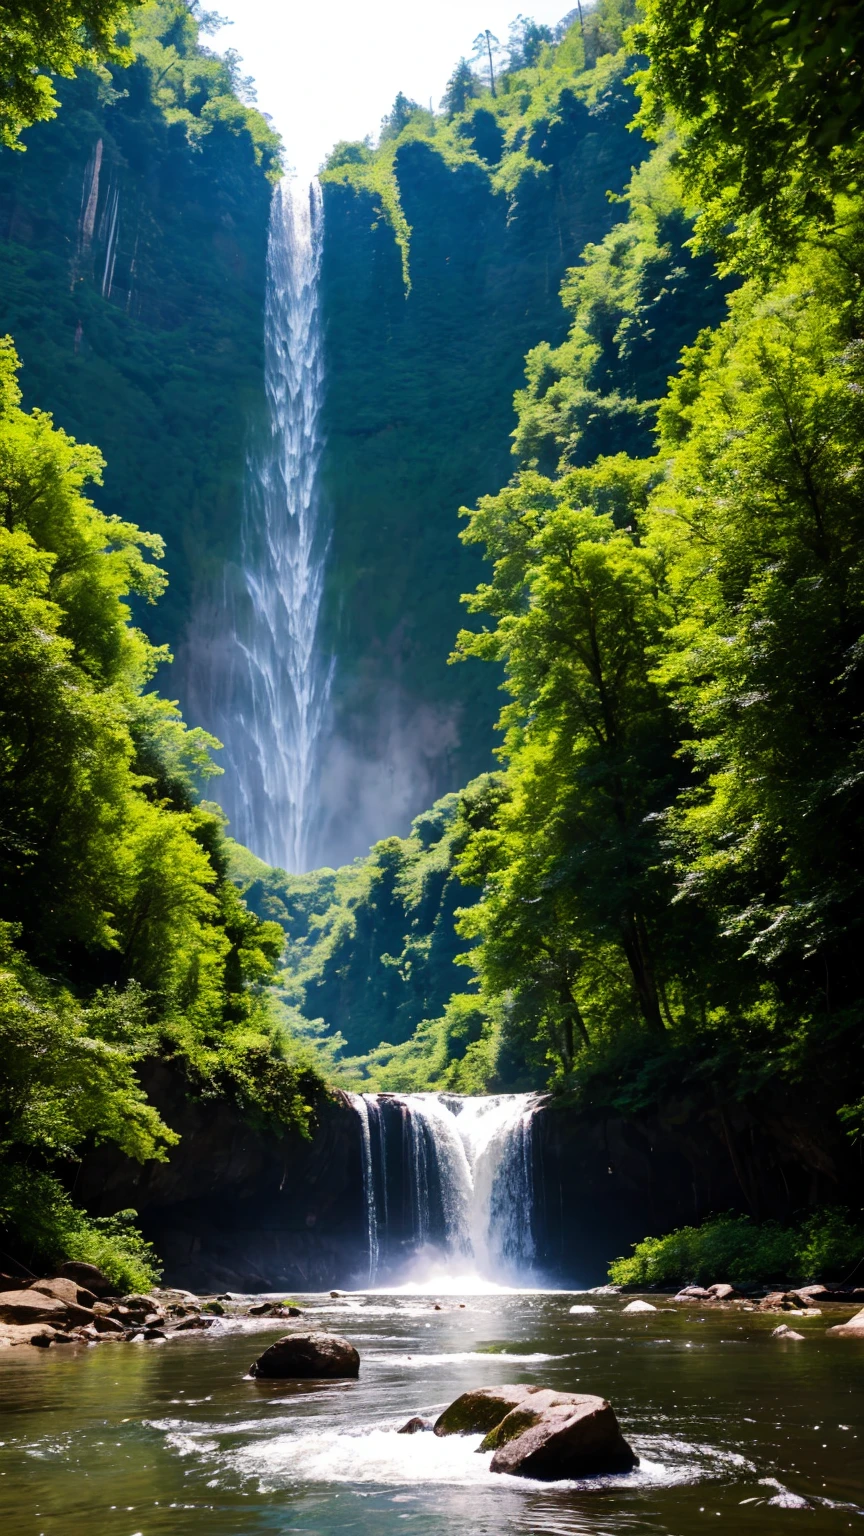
[314,82,647,865]
[75,1067,369,1292]
[0,58,272,658]
[75,1072,860,1292]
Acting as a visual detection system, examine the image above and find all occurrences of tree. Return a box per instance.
[471,29,501,96]
[441,58,478,119]
[631,0,864,256]
[0,0,142,148]
[507,15,554,71]
[454,459,689,1061]
[380,91,421,142]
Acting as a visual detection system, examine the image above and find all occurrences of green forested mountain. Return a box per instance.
[253,1,864,1175]
[2,0,863,1282]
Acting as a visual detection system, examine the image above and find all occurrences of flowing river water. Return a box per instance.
[1,1289,861,1535]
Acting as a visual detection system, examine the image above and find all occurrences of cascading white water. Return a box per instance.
[349,1093,379,1285]
[349,1092,539,1287]
[185,178,330,872]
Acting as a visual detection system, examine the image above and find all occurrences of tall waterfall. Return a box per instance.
[347,1093,539,1287]
[185,178,329,872]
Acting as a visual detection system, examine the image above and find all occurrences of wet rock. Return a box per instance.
[622,1300,656,1314]
[58,1262,115,1297]
[329,1290,345,1299]
[772,1324,805,1340]
[674,1286,712,1301]
[201,1300,225,1315]
[248,1301,284,1316]
[827,1306,864,1337]
[759,1291,803,1311]
[791,1285,831,1304]
[485,1390,638,1480]
[250,1331,360,1379]
[285,1305,303,1317]
[398,1416,434,1434]
[0,1288,69,1325]
[706,1284,737,1301]
[169,1314,214,1332]
[434,1386,535,1437]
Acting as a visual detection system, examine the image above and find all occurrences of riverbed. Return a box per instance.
[0,1289,861,1534]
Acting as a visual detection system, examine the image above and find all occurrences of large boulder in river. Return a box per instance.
[250,1331,359,1379]
[485,1389,638,1480]
[434,1385,534,1437]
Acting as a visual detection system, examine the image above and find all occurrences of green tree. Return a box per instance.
[441,58,478,118]
[471,29,500,96]
[380,91,421,142]
[0,0,141,147]
[454,458,689,1070]
[631,0,864,257]
[0,336,324,1274]
[506,15,553,70]
[648,228,864,1029]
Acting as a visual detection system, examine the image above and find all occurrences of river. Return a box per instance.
[1,1288,861,1534]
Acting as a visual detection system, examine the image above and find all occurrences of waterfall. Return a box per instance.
[349,1093,379,1285]
[348,1093,539,1286]
[185,177,330,872]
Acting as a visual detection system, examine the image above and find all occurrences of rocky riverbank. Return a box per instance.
[0,1260,304,1350]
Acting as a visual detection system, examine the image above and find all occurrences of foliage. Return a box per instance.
[0,1166,161,1291]
[441,60,478,120]
[128,1,281,175]
[0,341,324,1274]
[0,0,279,671]
[609,1208,864,1287]
[452,216,864,1125]
[316,10,654,838]
[511,140,729,473]
[231,782,496,1074]
[0,0,141,148]
[630,0,864,262]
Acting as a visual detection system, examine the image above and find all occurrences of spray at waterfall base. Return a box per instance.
[348,1093,542,1290]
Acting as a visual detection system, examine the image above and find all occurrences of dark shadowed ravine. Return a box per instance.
[0,1291,861,1536]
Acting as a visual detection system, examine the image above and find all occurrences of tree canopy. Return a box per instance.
[0,0,141,146]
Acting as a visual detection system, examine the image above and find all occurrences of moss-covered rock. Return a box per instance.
[433,1384,532,1437]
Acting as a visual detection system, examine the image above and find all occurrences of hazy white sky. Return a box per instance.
[209,1,575,179]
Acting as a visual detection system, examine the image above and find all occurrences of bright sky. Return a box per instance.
[209,1,576,179]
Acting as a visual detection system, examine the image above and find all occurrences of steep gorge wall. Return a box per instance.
[75,1074,861,1291]
[314,82,647,865]
[0,62,272,660]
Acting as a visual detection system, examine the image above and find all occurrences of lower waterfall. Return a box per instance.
[347,1093,539,1288]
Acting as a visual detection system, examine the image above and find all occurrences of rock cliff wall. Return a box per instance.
[76,1074,860,1291]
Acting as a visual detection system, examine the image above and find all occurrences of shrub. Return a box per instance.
[609,1208,864,1288]
[0,1167,161,1292]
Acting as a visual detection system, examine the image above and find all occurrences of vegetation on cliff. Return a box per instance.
[257,1,864,1197]
[320,4,637,287]
[0,341,323,1284]
[0,0,279,661]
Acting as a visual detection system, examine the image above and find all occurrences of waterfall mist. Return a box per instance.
[183,177,330,872]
